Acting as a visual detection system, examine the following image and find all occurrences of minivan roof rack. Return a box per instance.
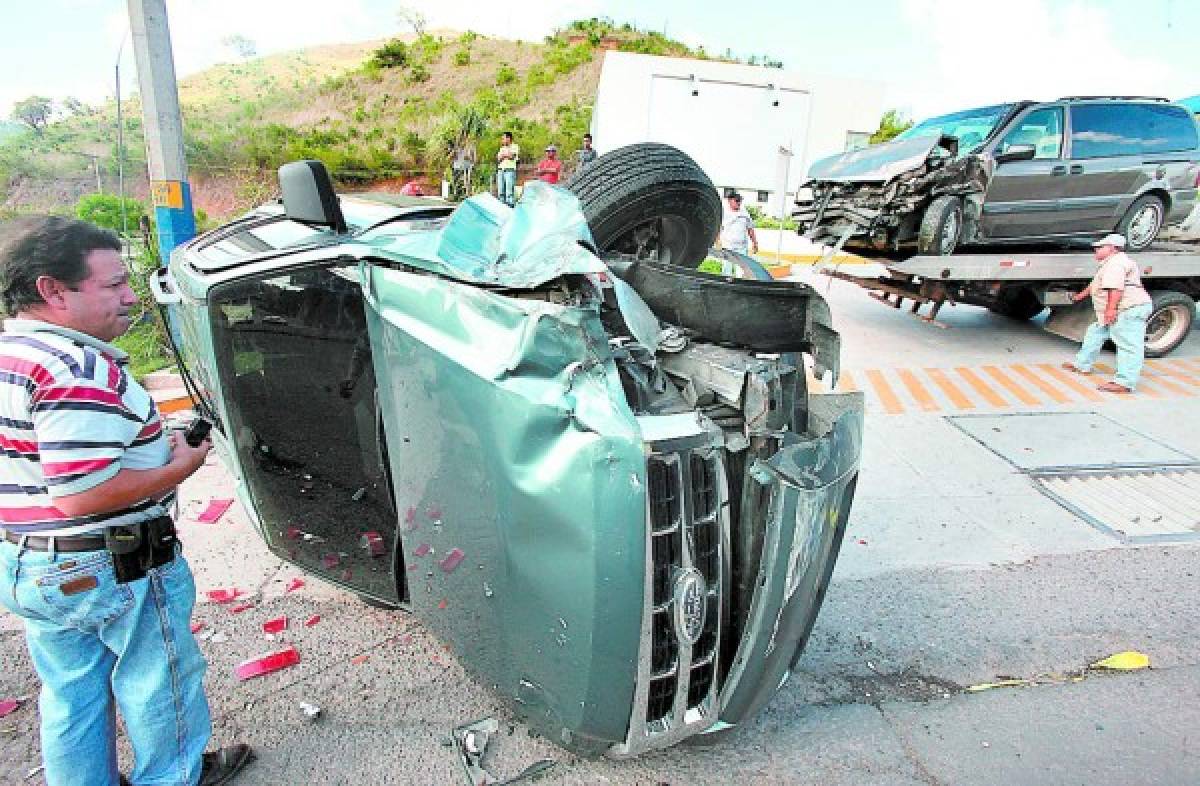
[1057,95,1170,102]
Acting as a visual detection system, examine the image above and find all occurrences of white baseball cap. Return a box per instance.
[1092,233,1127,248]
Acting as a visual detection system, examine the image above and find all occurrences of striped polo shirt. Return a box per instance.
[0,319,171,536]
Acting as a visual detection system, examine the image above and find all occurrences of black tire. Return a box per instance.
[1117,194,1166,252]
[1144,289,1195,358]
[917,195,964,255]
[988,287,1045,321]
[566,143,721,269]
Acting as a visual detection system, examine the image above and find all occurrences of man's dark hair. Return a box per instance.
[0,215,120,315]
[727,191,743,204]
[583,133,592,141]
[502,130,513,139]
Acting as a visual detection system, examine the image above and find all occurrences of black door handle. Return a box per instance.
[1051,165,1067,175]
[1069,164,1084,174]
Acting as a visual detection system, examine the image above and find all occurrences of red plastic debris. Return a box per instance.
[190,622,206,634]
[262,616,288,634]
[426,505,442,520]
[857,538,868,545]
[405,507,417,525]
[360,531,385,557]
[0,699,21,718]
[234,647,300,680]
[229,602,254,614]
[350,654,370,666]
[303,615,321,627]
[197,498,234,523]
[437,598,448,610]
[206,588,241,604]
[284,527,302,540]
[413,543,431,557]
[407,564,418,571]
[285,578,305,594]
[439,548,465,573]
[321,553,340,569]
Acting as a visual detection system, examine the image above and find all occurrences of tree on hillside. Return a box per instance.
[221,34,257,60]
[396,5,427,36]
[11,96,53,135]
[869,109,913,144]
[62,97,92,117]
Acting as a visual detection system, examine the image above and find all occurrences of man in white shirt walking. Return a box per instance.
[1062,233,1153,393]
[720,192,758,256]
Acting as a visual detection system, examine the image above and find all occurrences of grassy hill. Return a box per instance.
[0,19,716,218]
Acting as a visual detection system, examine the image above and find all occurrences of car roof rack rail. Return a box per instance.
[1057,95,1170,102]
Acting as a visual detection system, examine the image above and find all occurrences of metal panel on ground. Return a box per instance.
[1033,468,1200,543]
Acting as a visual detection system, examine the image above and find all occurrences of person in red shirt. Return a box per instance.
[535,145,562,184]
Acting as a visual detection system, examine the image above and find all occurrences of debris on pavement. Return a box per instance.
[966,678,1031,692]
[1090,651,1150,671]
[414,543,432,557]
[452,716,557,786]
[352,487,367,502]
[321,553,340,569]
[262,616,288,634]
[303,615,321,627]
[229,602,255,614]
[196,498,234,523]
[205,588,242,604]
[25,764,44,780]
[209,632,228,644]
[235,647,301,680]
[190,622,206,634]
[350,654,370,666]
[299,701,321,720]
[285,578,305,593]
[0,698,23,718]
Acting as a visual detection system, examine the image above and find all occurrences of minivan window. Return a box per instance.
[895,103,1015,151]
[997,107,1063,159]
[1069,103,1200,159]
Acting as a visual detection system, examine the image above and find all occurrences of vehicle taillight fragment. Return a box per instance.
[235,647,300,680]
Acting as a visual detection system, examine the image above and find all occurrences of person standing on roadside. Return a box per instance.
[575,133,597,172]
[0,216,252,786]
[535,144,563,184]
[495,131,519,206]
[1061,233,1153,393]
[720,191,758,255]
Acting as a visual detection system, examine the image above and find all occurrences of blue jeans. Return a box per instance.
[1074,302,1153,389]
[0,542,210,786]
[496,168,516,206]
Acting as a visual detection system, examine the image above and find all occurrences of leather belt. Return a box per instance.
[3,529,108,553]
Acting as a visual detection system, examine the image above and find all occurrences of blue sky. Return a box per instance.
[2,0,1196,123]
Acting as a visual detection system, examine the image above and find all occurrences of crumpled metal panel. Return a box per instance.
[357,181,606,288]
[717,392,864,725]
[361,261,648,754]
[806,135,945,183]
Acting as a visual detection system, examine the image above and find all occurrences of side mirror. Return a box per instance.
[995,144,1036,164]
[278,160,347,233]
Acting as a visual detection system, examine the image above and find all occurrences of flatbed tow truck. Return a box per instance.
[815,240,1200,357]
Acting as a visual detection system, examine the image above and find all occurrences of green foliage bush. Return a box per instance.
[453,48,471,67]
[369,39,409,69]
[495,65,516,85]
[75,193,146,236]
[407,64,430,84]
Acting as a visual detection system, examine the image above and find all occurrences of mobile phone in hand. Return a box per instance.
[183,417,212,447]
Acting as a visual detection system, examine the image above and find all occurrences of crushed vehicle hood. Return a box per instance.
[805,135,951,183]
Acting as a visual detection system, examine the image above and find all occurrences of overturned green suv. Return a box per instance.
[154,144,863,756]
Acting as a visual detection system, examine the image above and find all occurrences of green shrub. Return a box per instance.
[458,31,478,45]
[453,48,471,67]
[495,65,516,85]
[369,39,409,69]
[75,193,146,236]
[407,64,430,84]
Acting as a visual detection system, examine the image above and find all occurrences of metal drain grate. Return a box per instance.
[1033,467,1200,543]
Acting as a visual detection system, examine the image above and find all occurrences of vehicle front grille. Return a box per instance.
[613,430,729,756]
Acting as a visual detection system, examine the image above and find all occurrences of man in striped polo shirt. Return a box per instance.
[0,216,250,786]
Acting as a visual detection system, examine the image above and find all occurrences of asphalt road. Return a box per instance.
[1,271,1198,785]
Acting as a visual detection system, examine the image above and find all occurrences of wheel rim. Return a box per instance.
[940,210,960,253]
[1127,202,1163,248]
[608,215,691,266]
[1144,303,1191,353]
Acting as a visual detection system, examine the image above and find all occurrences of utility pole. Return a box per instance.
[116,36,128,239]
[127,0,193,266]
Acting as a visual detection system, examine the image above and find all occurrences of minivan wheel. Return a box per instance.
[1144,290,1195,358]
[1118,194,1165,252]
[566,143,722,269]
[917,195,963,255]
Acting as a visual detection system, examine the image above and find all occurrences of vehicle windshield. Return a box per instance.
[895,103,1015,153]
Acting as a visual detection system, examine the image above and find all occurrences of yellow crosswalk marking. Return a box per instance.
[982,365,1041,406]
[924,368,975,410]
[955,367,1008,408]
[1035,363,1104,401]
[897,369,939,412]
[865,370,905,414]
[1010,364,1072,404]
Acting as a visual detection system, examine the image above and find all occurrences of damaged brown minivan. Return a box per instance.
[795,97,1200,255]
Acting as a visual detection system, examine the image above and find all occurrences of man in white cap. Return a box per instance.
[535,145,562,184]
[1061,233,1153,392]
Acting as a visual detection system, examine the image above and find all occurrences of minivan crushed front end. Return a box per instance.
[162,177,862,757]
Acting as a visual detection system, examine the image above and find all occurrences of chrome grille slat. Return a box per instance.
[611,426,730,757]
